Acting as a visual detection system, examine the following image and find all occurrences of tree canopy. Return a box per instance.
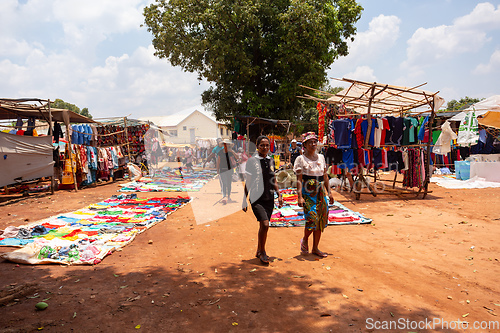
[446,96,483,111]
[51,99,93,119]
[143,0,362,121]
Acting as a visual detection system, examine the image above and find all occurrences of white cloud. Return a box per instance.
[0,37,33,58]
[343,66,377,82]
[0,0,207,118]
[403,2,500,68]
[473,49,500,74]
[454,2,500,31]
[52,0,147,34]
[332,14,401,69]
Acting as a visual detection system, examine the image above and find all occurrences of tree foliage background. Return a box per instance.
[446,96,483,111]
[51,99,92,119]
[144,0,362,122]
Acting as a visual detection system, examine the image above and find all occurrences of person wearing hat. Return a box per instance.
[242,135,283,265]
[293,132,333,258]
[289,138,301,166]
[216,139,237,204]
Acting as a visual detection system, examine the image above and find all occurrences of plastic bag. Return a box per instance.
[127,163,142,181]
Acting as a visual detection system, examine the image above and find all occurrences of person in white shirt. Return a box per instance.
[293,132,334,258]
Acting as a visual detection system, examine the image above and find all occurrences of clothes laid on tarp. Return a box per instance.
[0,131,54,187]
[0,195,191,265]
[269,189,372,227]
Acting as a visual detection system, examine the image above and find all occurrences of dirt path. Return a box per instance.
[0,177,499,332]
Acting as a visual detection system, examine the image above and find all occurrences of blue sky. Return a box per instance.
[0,0,499,118]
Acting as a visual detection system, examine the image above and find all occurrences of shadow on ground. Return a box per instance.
[0,259,458,333]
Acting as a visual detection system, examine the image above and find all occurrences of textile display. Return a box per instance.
[119,169,217,192]
[269,189,372,227]
[0,195,191,265]
[317,102,327,143]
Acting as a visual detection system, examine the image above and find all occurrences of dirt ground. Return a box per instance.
[0,172,499,333]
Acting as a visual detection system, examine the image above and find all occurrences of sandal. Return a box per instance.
[311,250,328,258]
[300,238,309,254]
[258,252,270,265]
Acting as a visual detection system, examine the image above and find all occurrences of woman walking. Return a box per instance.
[293,132,334,258]
[242,136,283,265]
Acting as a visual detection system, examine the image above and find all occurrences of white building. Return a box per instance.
[139,106,231,144]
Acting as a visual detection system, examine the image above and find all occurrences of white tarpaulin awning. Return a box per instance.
[449,95,500,121]
[0,131,54,187]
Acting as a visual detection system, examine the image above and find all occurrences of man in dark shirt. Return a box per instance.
[289,139,301,166]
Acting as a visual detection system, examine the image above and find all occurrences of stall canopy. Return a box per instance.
[479,111,500,129]
[448,95,500,122]
[300,78,445,115]
[0,98,96,126]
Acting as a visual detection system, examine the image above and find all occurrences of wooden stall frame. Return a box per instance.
[299,78,445,200]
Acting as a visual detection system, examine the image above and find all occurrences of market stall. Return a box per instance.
[0,98,96,193]
[300,78,445,199]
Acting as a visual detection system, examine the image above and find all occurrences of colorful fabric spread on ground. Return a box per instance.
[0,195,191,265]
[118,169,218,192]
[270,189,372,227]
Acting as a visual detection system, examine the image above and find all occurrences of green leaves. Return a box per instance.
[144,0,362,121]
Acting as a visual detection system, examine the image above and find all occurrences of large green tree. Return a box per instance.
[51,99,93,119]
[143,0,362,121]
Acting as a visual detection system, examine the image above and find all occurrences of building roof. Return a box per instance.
[139,105,221,127]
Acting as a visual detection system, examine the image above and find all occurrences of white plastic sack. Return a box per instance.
[127,163,142,181]
[457,111,479,146]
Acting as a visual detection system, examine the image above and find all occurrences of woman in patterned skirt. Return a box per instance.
[293,132,334,258]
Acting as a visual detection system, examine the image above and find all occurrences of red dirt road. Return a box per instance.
[1,178,499,332]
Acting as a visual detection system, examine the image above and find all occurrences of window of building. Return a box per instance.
[220,128,223,136]
[226,129,230,136]
[169,130,178,137]
[183,126,187,131]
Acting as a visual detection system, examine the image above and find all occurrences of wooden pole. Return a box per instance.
[123,117,132,163]
[423,95,436,199]
[363,85,376,148]
[48,100,55,194]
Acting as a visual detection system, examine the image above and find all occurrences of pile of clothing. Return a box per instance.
[270,189,372,227]
[0,195,191,265]
[119,169,217,192]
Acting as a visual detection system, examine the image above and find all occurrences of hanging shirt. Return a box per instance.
[332,119,352,148]
[360,118,378,147]
[433,120,458,155]
[386,117,404,145]
[418,116,429,141]
[373,118,384,147]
